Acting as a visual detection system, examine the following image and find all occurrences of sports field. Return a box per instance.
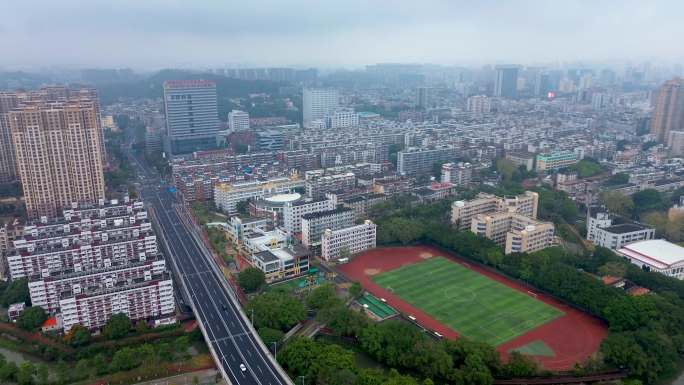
[372,256,564,346]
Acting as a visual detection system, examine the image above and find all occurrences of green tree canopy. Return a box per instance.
[103,313,132,339]
[246,291,306,332]
[237,267,266,293]
[17,306,47,331]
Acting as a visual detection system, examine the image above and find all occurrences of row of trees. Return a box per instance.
[0,355,49,385]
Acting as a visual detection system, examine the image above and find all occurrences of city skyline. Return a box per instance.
[2,1,684,70]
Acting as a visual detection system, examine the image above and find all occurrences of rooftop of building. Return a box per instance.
[602,223,651,234]
[619,239,684,269]
[301,207,353,221]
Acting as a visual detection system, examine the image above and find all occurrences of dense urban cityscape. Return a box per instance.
[1,2,684,385]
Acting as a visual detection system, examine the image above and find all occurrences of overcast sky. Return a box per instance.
[2,0,683,70]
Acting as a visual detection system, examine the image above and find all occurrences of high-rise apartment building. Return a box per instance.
[416,87,432,110]
[163,80,219,154]
[228,110,250,131]
[0,108,18,183]
[494,65,521,98]
[303,88,339,128]
[397,147,457,176]
[326,108,359,129]
[9,98,106,220]
[651,78,684,143]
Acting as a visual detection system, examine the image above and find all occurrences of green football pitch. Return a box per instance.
[372,257,564,346]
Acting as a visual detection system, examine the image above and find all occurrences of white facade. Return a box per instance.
[303,88,339,128]
[326,108,359,129]
[60,278,174,333]
[618,240,684,279]
[587,211,655,250]
[214,177,305,214]
[282,198,336,235]
[228,110,250,131]
[467,95,492,114]
[441,162,473,187]
[321,220,377,261]
[301,208,355,247]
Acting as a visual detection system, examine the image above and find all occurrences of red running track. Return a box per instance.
[339,246,608,371]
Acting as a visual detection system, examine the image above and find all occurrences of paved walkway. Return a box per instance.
[133,368,227,385]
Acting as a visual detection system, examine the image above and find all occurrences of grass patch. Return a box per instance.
[508,340,556,357]
[372,257,564,346]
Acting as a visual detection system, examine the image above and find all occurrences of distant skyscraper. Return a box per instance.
[9,98,106,219]
[466,95,491,114]
[228,110,250,131]
[163,80,219,154]
[303,88,339,128]
[494,65,520,98]
[416,87,431,110]
[535,72,551,97]
[651,78,684,143]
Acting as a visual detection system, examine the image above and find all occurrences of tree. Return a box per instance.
[74,359,91,381]
[246,291,306,331]
[174,336,191,359]
[92,353,109,375]
[306,284,341,310]
[0,361,18,382]
[16,362,35,385]
[103,313,132,339]
[258,327,285,345]
[600,191,634,217]
[110,347,140,372]
[349,282,363,299]
[136,319,150,334]
[606,173,630,186]
[632,189,665,214]
[55,361,70,384]
[496,159,517,182]
[237,267,266,293]
[17,306,47,331]
[35,363,48,385]
[64,324,91,347]
[502,351,537,377]
[157,342,174,362]
[0,278,30,307]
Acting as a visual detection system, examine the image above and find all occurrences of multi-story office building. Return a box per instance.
[163,80,219,154]
[471,212,555,254]
[306,172,356,199]
[587,210,655,249]
[466,95,491,114]
[326,108,359,129]
[451,191,539,231]
[303,88,339,128]
[8,199,174,332]
[228,110,250,131]
[9,98,106,220]
[651,78,684,143]
[282,198,336,235]
[397,147,457,176]
[494,65,520,98]
[214,177,305,214]
[535,151,579,172]
[321,220,377,261]
[441,162,473,187]
[301,207,355,247]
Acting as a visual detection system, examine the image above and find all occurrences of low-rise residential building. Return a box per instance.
[214,176,304,214]
[471,212,555,254]
[505,151,536,171]
[306,172,356,199]
[397,146,457,176]
[301,207,355,247]
[441,162,473,187]
[618,240,684,279]
[412,182,457,203]
[340,193,387,221]
[321,220,377,261]
[252,246,310,282]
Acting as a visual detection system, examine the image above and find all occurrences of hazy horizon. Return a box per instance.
[2,0,684,70]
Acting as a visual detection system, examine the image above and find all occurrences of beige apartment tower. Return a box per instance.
[651,78,684,143]
[9,99,106,219]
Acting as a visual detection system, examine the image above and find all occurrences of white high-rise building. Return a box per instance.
[228,110,250,131]
[303,88,339,128]
[326,108,359,129]
[466,95,492,114]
